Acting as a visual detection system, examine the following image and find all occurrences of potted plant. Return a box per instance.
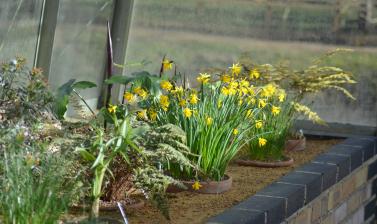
[119,62,263,193]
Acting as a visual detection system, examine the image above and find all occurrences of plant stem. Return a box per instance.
[72,89,96,117]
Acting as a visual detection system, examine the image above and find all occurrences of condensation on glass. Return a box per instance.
[0,0,43,65]
[126,0,377,127]
[48,0,114,115]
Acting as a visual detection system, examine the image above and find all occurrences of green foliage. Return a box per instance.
[77,106,192,219]
[0,57,54,127]
[246,99,294,161]
[54,79,97,120]
[0,129,79,224]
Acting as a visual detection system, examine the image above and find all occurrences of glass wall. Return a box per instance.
[49,0,114,115]
[126,0,377,128]
[0,0,43,65]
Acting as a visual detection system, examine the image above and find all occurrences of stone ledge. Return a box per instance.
[206,136,377,224]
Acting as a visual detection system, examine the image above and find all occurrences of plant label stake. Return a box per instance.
[117,202,129,224]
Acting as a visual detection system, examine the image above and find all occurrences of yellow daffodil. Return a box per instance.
[239,87,249,96]
[162,58,173,71]
[183,107,192,118]
[108,104,117,113]
[247,97,256,105]
[255,120,263,129]
[148,109,157,121]
[246,109,253,118]
[220,74,232,83]
[137,110,147,120]
[124,92,136,103]
[261,84,276,97]
[258,99,267,108]
[189,93,199,104]
[133,87,148,99]
[229,87,237,96]
[249,69,260,79]
[229,63,242,76]
[229,81,239,89]
[159,95,170,111]
[272,106,281,116]
[171,86,184,95]
[196,73,211,84]
[221,86,230,96]
[278,92,286,102]
[258,138,267,147]
[206,116,213,126]
[160,80,173,91]
[179,99,187,107]
[238,99,243,106]
[240,79,250,87]
[192,181,202,190]
[233,128,239,135]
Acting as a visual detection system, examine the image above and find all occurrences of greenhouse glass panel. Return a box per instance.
[0,0,43,65]
[49,0,114,114]
[126,0,377,129]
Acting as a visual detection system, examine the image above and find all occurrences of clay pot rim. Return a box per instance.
[236,157,294,168]
[180,174,232,184]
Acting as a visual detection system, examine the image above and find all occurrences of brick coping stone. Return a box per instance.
[207,136,377,224]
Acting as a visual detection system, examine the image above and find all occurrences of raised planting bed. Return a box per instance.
[207,136,377,224]
[81,138,341,223]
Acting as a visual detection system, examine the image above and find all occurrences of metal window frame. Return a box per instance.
[34,0,134,105]
[34,0,59,78]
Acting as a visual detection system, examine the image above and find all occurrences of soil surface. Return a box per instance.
[92,138,342,223]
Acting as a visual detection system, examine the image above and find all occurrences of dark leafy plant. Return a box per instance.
[54,79,97,120]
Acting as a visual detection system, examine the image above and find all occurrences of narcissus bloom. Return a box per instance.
[240,79,250,87]
[160,80,173,91]
[124,92,136,103]
[159,95,170,111]
[108,104,117,113]
[189,93,199,104]
[183,107,192,118]
[246,109,253,118]
[221,86,230,96]
[206,116,213,126]
[162,58,173,71]
[179,99,187,107]
[197,73,211,84]
[220,74,232,83]
[255,120,263,129]
[258,138,267,147]
[272,106,281,116]
[258,99,267,108]
[171,86,184,95]
[133,87,148,99]
[137,110,147,120]
[148,109,157,121]
[192,181,202,190]
[261,84,276,97]
[278,92,286,102]
[233,128,239,135]
[250,69,260,79]
[229,63,242,76]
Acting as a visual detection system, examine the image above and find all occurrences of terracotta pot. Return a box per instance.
[167,174,232,194]
[236,157,294,168]
[285,137,306,151]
